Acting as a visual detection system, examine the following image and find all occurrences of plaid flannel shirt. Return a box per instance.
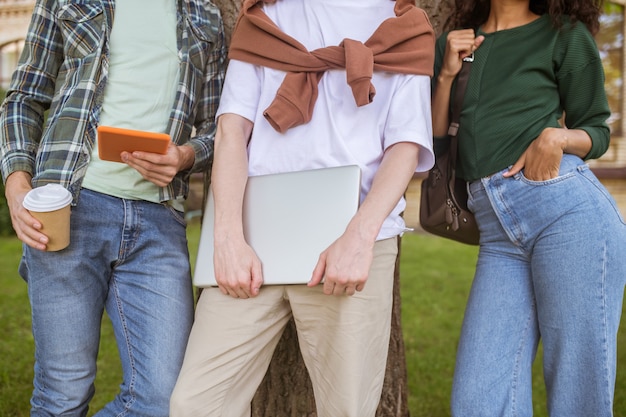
[0,0,226,203]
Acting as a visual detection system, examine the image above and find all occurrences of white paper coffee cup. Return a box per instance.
[23,184,73,251]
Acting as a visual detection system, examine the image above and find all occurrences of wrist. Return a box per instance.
[177,144,195,171]
[5,171,33,192]
[346,214,380,244]
[436,72,457,86]
[545,127,569,151]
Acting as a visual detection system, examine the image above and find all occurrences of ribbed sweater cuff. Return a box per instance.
[263,94,307,133]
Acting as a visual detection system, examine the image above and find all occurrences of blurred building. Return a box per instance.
[0,0,33,89]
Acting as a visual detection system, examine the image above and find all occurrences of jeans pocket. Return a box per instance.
[517,170,576,186]
[163,204,187,227]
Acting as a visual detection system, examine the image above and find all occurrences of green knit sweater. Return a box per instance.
[433,14,611,181]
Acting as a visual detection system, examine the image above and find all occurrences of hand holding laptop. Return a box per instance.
[193,165,362,290]
[308,221,374,296]
[212,231,264,298]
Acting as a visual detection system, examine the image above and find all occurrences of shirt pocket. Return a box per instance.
[57,2,104,58]
[185,11,219,71]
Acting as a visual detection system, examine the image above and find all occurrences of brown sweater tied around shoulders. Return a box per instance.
[228,0,436,133]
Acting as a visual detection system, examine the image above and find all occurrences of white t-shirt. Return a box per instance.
[217,0,434,239]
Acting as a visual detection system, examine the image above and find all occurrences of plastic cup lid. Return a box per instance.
[23,184,73,212]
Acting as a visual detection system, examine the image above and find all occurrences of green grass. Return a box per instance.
[1,225,626,416]
[400,235,549,416]
[400,234,478,415]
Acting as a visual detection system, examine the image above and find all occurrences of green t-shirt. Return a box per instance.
[82,0,180,206]
[433,14,610,181]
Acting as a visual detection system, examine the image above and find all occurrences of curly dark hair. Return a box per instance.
[445,0,603,35]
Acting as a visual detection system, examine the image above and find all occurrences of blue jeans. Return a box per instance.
[451,154,626,417]
[20,189,194,417]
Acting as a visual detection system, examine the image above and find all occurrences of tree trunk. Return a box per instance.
[207,1,453,416]
[420,0,454,35]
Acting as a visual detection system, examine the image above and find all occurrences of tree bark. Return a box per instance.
[207,1,454,416]
[420,0,454,35]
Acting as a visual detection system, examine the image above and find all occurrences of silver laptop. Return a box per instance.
[193,165,361,287]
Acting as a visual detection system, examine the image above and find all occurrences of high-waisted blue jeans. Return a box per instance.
[20,189,194,417]
[451,154,626,417]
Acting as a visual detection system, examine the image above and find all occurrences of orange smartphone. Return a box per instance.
[97,125,170,163]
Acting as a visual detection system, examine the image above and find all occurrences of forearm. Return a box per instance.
[212,113,253,241]
[5,170,33,193]
[176,144,196,172]
[348,142,419,241]
[432,74,455,137]
[563,128,593,158]
[543,127,592,158]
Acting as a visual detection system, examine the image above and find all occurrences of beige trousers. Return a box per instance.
[170,237,398,417]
